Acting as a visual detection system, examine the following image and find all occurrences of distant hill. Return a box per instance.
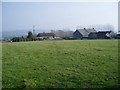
[2,29,51,40]
[2,30,27,40]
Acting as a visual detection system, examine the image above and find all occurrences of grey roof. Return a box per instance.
[77,28,96,37]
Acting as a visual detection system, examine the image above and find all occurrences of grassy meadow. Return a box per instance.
[0,42,2,89]
[2,40,118,88]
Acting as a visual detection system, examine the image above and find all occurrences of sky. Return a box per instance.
[1,0,119,2]
[118,1,120,32]
[0,2,2,38]
[2,2,118,32]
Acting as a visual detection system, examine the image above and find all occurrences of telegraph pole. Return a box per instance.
[33,25,35,34]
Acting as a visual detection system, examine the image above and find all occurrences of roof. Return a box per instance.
[89,32,98,34]
[77,28,96,37]
[37,33,55,37]
[98,31,112,33]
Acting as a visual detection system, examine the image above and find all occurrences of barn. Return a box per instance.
[73,28,96,39]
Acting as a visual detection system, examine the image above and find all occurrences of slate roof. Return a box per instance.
[77,28,97,37]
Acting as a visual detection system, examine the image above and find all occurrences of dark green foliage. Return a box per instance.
[11,37,28,42]
[11,37,20,42]
[11,31,44,42]
[27,31,35,40]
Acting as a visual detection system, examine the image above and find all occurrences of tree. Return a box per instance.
[11,37,20,42]
[27,31,35,40]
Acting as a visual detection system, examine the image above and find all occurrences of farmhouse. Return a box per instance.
[73,28,96,39]
[36,32,55,40]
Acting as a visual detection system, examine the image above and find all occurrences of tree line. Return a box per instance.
[11,31,42,42]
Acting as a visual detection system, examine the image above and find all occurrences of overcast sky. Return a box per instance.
[2,2,118,32]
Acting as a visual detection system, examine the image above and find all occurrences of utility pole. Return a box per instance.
[33,25,35,34]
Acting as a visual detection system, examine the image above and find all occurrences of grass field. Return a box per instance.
[2,40,118,88]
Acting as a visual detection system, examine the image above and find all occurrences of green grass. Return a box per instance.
[2,40,118,88]
[0,41,2,89]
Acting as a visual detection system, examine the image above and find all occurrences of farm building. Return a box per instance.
[97,31,112,39]
[36,33,55,40]
[116,33,120,39]
[88,32,98,39]
[73,28,97,39]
